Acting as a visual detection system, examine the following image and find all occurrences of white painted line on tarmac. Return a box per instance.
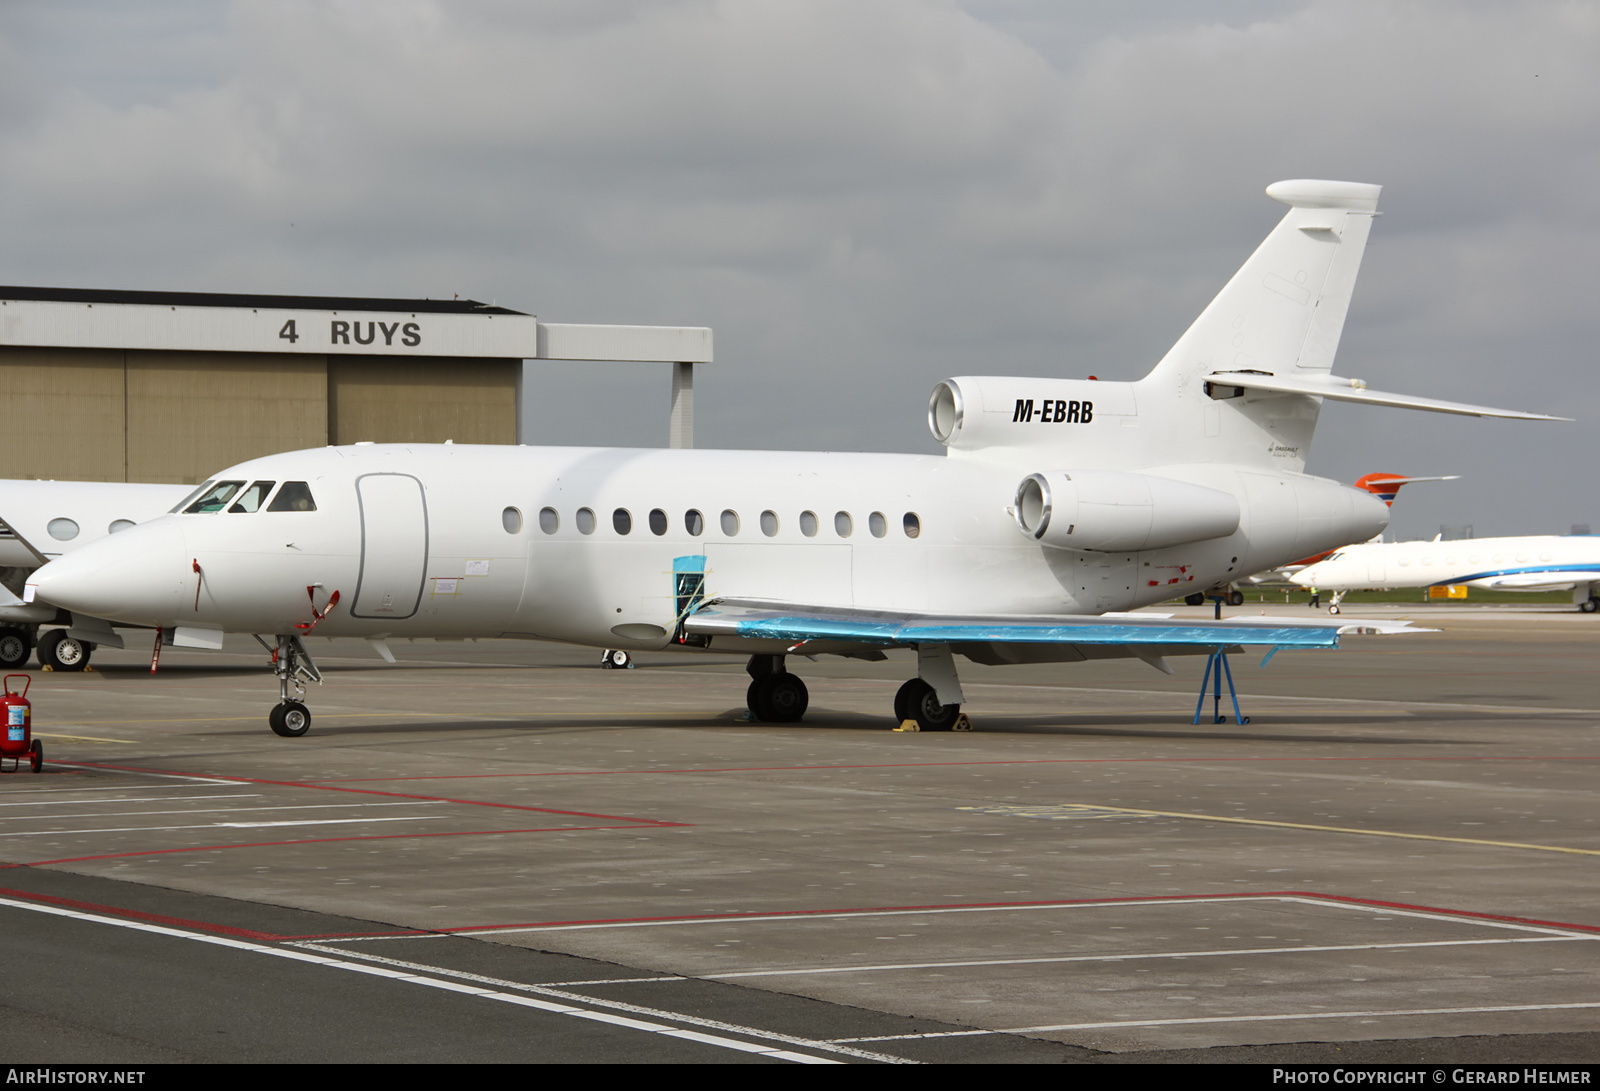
[382,892,1591,940]
[294,941,912,1064]
[0,895,856,1064]
[0,793,263,807]
[2,815,454,836]
[4,801,449,821]
[838,1001,1600,1042]
[701,935,1594,980]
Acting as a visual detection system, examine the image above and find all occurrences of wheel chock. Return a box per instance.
[40,665,53,673]
[952,713,973,732]
[893,719,920,732]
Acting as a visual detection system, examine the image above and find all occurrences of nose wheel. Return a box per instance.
[257,634,322,737]
[269,701,312,738]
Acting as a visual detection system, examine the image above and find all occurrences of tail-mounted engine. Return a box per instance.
[929,377,1136,452]
[1014,470,1240,552]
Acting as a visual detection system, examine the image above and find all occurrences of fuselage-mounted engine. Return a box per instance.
[1013,470,1240,552]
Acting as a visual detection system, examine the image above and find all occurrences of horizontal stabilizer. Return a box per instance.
[1205,371,1569,421]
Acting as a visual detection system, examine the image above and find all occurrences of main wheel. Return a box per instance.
[747,673,809,723]
[269,700,312,738]
[601,649,633,669]
[1581,599,1598,614]
[38,630,90,672]
[893,678,922,723]
[1227,590,1245,607]
[896,678,962,731]
[1183,592,1206,607]
[29,739,42,773]
[0,629,32,669]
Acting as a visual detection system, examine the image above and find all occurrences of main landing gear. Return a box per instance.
[741,646,972,731]
[744,654,809,722]
[255,634,322,737]
[600,648,634,669]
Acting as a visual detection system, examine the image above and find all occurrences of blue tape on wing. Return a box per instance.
[732,617,1340,649]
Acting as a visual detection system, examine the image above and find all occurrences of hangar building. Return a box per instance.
[0,286,712,485]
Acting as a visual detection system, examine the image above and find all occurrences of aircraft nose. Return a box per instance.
[27,520,189,625]
[1288,568,1316,587]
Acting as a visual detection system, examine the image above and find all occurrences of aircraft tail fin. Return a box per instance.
[1137,180,1380,471]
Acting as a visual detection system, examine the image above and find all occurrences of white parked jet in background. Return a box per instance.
[1292,535,1600,612]
[1233,472,1460,592]
[25,180,1562,736]
[0,480,190,669]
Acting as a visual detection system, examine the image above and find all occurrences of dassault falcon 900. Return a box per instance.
[25,181,1562,736]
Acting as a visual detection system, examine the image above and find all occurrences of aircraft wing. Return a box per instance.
[683,600,1420,653]
[1205,372,1569,421]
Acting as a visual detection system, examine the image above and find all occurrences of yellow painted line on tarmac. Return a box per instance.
[1027,803,1600,857]
[33,733,137,744]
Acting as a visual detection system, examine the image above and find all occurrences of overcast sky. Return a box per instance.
[2,0,1596,538]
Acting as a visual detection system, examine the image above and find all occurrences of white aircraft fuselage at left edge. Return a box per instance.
[26,180,1561,737]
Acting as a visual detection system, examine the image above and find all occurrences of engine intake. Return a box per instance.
[1014,470,1240,552]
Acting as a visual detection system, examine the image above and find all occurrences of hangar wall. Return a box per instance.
[0,288,712,485]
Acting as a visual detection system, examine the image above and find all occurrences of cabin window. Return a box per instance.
[834,511,853,538]
[528,508,551,535]
[613,508,632,535]
[185,481,245,514]
[171,481,215,513]
[799,511,818,537]
[903,512,921,538]
[47,518,79,541]
[721,509,740,536]
[869,511,887,538]
[508,507,529,534]
[576,507,596,535]
[685,509,704,536]
[649,508,668,536]
[108,520,135,534]
[267,482,317,512]
[760,510,779,537]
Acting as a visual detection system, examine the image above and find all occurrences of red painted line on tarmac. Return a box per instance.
[7,822,685,868]
[66,760,678,826]
[307,753,1600,783]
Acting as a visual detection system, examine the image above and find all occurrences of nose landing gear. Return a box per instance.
[256,634,322,737]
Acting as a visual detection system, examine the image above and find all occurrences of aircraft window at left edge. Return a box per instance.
[228,481,277,513]
[613,508,632,535]
[185,481,245,514]
[648,509,668,536]
[170,480,215,513]
[47,518,79,541]
[267,482,317,512]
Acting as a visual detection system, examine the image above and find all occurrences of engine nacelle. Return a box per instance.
[929,377,1136,452]
[1014,470,1241,552]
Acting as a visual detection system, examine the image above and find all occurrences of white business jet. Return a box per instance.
[0,480,190,669]
[1291,535,1600,612]
[24,180,1562,736]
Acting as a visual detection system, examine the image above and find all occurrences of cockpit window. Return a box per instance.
[1325,552,1343,561]
[228,481,277,513]
[171,481,216,514]
[267,481,317,512]
[184,481,245,514]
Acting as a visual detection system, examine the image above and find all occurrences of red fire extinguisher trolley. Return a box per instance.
[0,674,41,773]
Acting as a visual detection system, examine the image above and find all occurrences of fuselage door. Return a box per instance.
[351,473,428,619]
